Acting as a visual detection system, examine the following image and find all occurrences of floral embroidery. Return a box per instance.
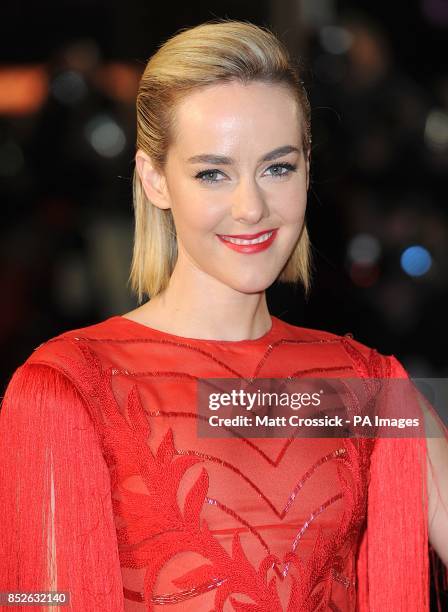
[41,329,381,610]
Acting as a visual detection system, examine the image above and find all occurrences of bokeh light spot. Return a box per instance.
[400,245,432,277]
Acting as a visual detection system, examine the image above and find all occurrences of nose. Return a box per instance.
[231,177,269,224]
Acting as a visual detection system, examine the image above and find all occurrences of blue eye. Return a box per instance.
[195,169,224,184]
[194,162,297,184]
[265,162,297,177]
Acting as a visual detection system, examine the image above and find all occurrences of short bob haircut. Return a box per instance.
[130,19,312,304]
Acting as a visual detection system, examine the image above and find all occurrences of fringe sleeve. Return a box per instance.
[389,355,448,610]
[357,353,448,611]
[0,362,125,611]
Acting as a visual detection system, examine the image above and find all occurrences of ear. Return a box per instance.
[135,150,171,210]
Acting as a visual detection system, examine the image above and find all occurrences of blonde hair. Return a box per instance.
[130,19,312,304]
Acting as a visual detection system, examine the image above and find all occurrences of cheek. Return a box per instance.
[276,187,307,224]
[170,189,223,235]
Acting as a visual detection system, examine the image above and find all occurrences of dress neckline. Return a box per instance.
[110,314,282,345]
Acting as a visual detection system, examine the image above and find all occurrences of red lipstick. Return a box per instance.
[217,228,278,254]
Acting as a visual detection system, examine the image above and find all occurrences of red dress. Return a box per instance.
[0,315,442,610]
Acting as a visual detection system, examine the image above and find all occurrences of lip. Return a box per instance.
[218,229,276,239]
[217,228,278,254]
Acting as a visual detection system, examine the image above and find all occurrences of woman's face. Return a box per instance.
[139,80,309,294]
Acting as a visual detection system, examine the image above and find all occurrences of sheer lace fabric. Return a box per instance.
[0,315,443,610]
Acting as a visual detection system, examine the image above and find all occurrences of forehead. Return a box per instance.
[171,80,302,154]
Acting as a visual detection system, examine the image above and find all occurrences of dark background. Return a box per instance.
[1,0,447,377]
[0,0,447,607]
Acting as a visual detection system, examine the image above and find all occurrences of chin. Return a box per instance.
[224,273,278,295]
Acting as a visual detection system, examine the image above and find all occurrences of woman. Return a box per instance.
[1,19,447,612]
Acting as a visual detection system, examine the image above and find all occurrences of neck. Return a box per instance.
[133,262,272,341]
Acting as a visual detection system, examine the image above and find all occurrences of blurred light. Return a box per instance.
[347,233,381,264]
[0,140,24,177]
[62,39,101,73]
[349,262,380,288]
[94,63,140,103]
[0,66,48,115]
[85,114,126,158]
[319,26,353,54]
[400,245,432,277]
[51,70,87,105]
[424,109,448,151]
[301,0,336,27]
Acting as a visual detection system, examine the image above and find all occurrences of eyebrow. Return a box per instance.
[187,144,301,165]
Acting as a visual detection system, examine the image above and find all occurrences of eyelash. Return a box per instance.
[194,162,298,184]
